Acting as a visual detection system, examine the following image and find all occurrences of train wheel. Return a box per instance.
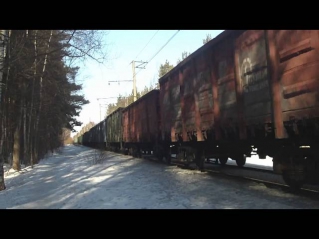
[184,163,191,168]
[157,152,163,162]
[154,145,164,162]
[124,149,129,155]
[132,148,138,158]
[282,168,305,190]
[138,150,143,158]
[195,150,205,172]
[306,157,319,183]
[163,149,172,165]
[186,151,195,165]
[235,155,246,167]
[219,157,228,166]
[162,154,171,165]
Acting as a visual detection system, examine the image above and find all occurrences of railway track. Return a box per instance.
[203,165,319,200]
[142,154,319,201]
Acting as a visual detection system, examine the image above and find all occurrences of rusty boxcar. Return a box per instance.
[122,90,160,157]
[158,30,319,188]
[86,119,107,149]
[97,118,107,149]
[82,130,91,147]
[106,107,124,152]
[77,30,319,189]
[159,30,250,169]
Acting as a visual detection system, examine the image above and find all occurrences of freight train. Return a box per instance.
[75,30,319,189]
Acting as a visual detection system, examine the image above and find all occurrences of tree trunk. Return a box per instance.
[0,30,5,191]
[0,30,5,158]
[12,95,23,170]
[0,164,5,190]
[23,100,27,165]
[29,30,37,168]
[22,30,28,166]
[34,30,53,164]
[12,124,20,171]
[0,30,10,191]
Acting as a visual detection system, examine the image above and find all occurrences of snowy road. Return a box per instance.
[1,145,319,209]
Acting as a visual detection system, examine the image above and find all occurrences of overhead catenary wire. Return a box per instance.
[134,30,159,61]
[133,30,180,78]
[146,30,180,65]
[111,30,180,89]
[126,30,159,67]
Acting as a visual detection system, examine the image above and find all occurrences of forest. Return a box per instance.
[0,30,106,190]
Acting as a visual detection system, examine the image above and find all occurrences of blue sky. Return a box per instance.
[73,30,224,136]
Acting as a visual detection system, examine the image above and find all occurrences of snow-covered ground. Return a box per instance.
[1,145,319,209]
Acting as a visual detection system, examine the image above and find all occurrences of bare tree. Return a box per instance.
[0,30,107,191]
[203,34,212,44]
[176,51,190,64]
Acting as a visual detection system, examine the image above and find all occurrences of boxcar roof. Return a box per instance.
[106,107,124,119]
[122,89,159,112]
[158,30,245,85]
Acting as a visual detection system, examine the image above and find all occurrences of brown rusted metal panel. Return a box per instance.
[266,30,284,138]
[106,107,123,144]
[158,31,246,144]
[272,30,319,123]
[123,90,160,144]
[170,72,182,142]
[179,69,188,141]
[158,30,319,143]
[160,71,182,142]
[159,78,169,141]
[191,54,213,141]
[210,50,221,140]
[211,35,241,139]
[158,31,243,86]
[160,51,215,143]
[235,30,272,131]
[195,54,214,131]
[182,62,196,137]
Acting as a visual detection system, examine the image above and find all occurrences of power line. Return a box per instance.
[112,30,180,88]
[133,30,181,78]
[126,30,159,67]
[134,30,159,61]
[146,30,180,65]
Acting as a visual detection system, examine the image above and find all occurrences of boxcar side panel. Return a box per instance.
[182,62,196,138]
[212,36,239,140]
[160,73,181,142]
[146,90,160,142]
[275,30,319,121]
[106,108,123,144]
[170,72,182,142]
[194,52,214,134]
[235,30,272,126]
[123,90,160,144]
[122,109,129,142]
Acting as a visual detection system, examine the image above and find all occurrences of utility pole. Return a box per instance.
[131,60,147,102]
[132,60,137,102]
[109,60,147,103]
[99,103,108,122]
[97,97,117,121]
